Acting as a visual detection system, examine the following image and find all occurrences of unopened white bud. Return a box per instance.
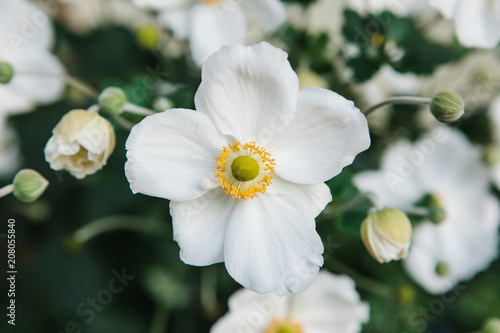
[98,87,127,116]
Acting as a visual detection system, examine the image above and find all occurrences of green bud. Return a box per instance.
[483,317,500,333]
[394,284,415,306]
[430,90,464,123]
[135,24,160,50]
[98,87,127,116]
[360,208,412,263]
[152,97,174,113]
[435,261,451,277]
[13,169,49,203]
[0,62,14,84]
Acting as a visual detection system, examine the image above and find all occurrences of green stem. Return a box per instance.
[363,96,432,116]
[323,193,382,218]
[201,266,218,318]
[0,184,14,198]
[327,257,393,299]
[17,70,99,98]
[124,102,156,116]
[150,303,170,333]
[72,215,167,245]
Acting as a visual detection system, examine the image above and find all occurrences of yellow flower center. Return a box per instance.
[265,319,304,333]
[215,141,275,200]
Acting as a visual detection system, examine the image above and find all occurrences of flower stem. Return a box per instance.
[327,257,393,298]
[150,303,170,333]
[363,96,432,116]
[0,184,14,198]
[201,266,219,318]
[17,70,99,99]
[323,192,382,218]
[71,215,167,245]
[124,102,156,116]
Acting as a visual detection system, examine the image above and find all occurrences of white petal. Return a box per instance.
[158,8,190,38]
[268,88,370,185]
[131,0,190,10]
[189,3,246,66]
[210,288,287,333]
[125,109,227,202]
[195,42,299,142]
[170,188,235,266]
[4,49,65,109]
[293,272,370,333]
[454,0,500,48]
[224,193,324,296]
[243,0,286,33]
[268,177,332,217]
[430,0,460,18]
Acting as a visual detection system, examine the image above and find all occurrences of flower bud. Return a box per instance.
[98,87,127,116]
[0,62,14,84]
[44,110,116,179]
[483,318,500,333]
[430,90,464,123]
[152,97,174,113]
[361,208,412,263]
[136,24,160,50]
[12,169,49,203]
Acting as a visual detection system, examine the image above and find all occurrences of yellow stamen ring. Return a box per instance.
[265,319,304,333]
[215,141,275,200]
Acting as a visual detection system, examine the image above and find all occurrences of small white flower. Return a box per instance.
[347,0,429,16]
[430,0,500,48]
[131,0,287,66]
[0,0,65,118]
[125,42,370,295]
[210,271,370,333]
[354,127,499,294]
[45,110,116,179]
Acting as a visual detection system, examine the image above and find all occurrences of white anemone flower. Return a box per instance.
[125,42,370,295]
[131,0,287,66]
[430,0,500,48]
[211,271,370,333]
[0,0,65,118]
[354,127,499,294]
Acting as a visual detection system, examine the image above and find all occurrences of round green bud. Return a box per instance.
[435,261,451,277]
[430,90,465,123]
[0,62,14,84]
[13,169,49,203]
[231,156,260,181]
[98,87,127,116]
[429,195,446,224]
[152,97,174,113]
[483,318,500,333]
[394,284,415,306]
[135,24,160,50]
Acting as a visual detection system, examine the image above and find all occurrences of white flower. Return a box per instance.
[45,110,116,179]
[125,42,370,295]
[430,0,500,48]
[131,0,287,66]
[354,127,499,294]
[347,0,429,16]
[210,271,370,333]
[0,0,65,118]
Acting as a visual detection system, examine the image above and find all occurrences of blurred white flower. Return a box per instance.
[430,0,500,48]
[125,42,370,295]
[0,0,65,118]
[45,110,116,179]
[347,0,429,16]
[131,0,287,66]
[0,120,21,179]
[354,127,499,294]
[211,271,370,333]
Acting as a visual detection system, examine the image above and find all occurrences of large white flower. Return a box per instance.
[354,127,499,294]
[131,0,286,66]
[430,0,500,48]
[0,0,65,119]
[211,271,370,333]
[125,42,370,295]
